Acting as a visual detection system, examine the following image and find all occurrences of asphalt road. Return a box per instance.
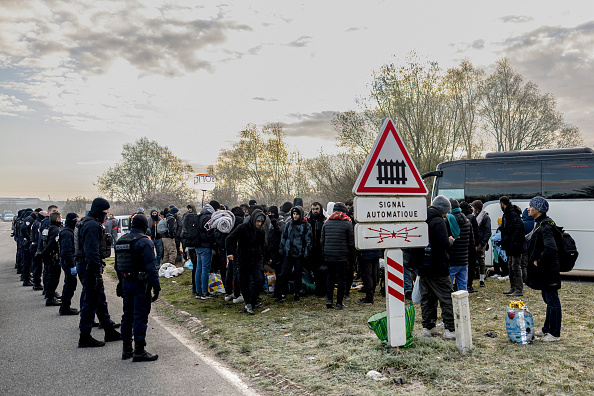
[0,222,259,396]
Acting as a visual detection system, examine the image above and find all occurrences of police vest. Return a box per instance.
[74,217,112,259]
[114,233,147,274]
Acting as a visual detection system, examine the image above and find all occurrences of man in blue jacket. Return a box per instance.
[115,214,161,361]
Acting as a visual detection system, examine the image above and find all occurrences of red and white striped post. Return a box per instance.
[385,249,406,347]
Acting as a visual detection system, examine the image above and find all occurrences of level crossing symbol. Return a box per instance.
[352,119,427,195]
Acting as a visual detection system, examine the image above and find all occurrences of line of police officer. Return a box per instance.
[11,197,161,362]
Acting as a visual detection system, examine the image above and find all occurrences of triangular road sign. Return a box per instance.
[352,118,427,195]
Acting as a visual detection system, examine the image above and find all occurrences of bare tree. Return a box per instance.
[96,137,195,206]
[479,58,583,151]
[63,196,90,216]
[304,152,364,203]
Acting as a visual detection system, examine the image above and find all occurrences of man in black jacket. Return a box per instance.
[59,213,80,315]
[447,199,474,291]
[526,196,562,342]
[39,211,63,306]
[161,207,178,265]
[306,202,327,297]
[321,202,354,310]
[472,200,491,287]
[225,209,268,315]
[419,196,456,341]
[499,196,525,297]
[20,208,41,285]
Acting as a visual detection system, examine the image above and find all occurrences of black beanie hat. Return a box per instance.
[249,199,257,206]
[169,206,179,214]
[131,214,148,231]
[293,197,303,208]
[268,205,279,218]
[333,202,348,213]
[91,197,110,212]
[280,201,292,213]
[449,198,460,209]
[209,200,221,210]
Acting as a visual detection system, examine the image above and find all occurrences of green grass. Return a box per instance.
[105,260,594,395]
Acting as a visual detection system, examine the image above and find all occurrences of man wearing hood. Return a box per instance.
[276,206,312,302]
[115,214,161,360]
[321,202,355,310]
[59,213,80,315]
[225,209,268,314]
[161,206,178,265]
[77,197,121,348]
[224,206,245,303]
[147,209,163,264]
[446,198,474,291]
[420,196,456,341]
[306,202,327,297]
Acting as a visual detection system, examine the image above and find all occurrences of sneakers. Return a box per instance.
[541,334,560,342]
[334,303,347,310]
[436,321,445,330]
[443,329,456,340]
[467,287,478,293]
[201,293,213,300]
[254,303,263,309]
[534,330,546,337]
[224,294,234,301]
[356,298,373,305]
[503,289,515,295]
[508,291,523,297]
[326,299,334,309]
[422,327,440,337]
[233,295,244,304]
[275,295,286,302]
[242,304,255,315]
[480,281,485,287]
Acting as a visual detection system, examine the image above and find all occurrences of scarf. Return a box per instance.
[326,211,351,222]
[476,209,486,227]
[447,212,461,239]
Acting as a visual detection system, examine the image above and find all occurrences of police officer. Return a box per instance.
[39,211,63,306]
[20,208,41,286]
[115,214,160,362]
[12,209,25,273]
[30,211,47,291]
[38,205,59,299]
[59,212,80,315]
[77,197,121,348]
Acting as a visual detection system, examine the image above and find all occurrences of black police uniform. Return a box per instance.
[77,199,120,348]
[30,214,45,290]
[59,216,79,315]
[39,219,62,305]
[20,210,37,285]
[37,216,54,297]
[115,221,160,362]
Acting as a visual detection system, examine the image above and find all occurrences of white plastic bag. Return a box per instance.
[412,276,421,304]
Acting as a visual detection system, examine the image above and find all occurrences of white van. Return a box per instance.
[114,215,130,241]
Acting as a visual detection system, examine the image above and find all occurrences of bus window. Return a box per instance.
[465,161,542,202]
[543,159,594,199]
[436,163,465,200]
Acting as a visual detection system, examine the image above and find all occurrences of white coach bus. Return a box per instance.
[423,147,594,271]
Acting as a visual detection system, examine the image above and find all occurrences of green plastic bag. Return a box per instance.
[367,302,415,347]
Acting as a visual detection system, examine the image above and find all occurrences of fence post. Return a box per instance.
[452,290,472,353]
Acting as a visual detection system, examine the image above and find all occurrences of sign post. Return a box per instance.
[193,174,216,207]
[353,118,428,348]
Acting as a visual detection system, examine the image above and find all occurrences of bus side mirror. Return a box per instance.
[421,170,443,179]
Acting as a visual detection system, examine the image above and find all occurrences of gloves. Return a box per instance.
[70,267,77,276]
[151,289,160,302]
[116,281,123,297]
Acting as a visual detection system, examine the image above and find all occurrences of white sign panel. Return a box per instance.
[354,222,428,250]
[353,196,427,223]
[194,174,216,191]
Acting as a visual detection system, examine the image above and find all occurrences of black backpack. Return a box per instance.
[548,222,578,272]
[182,213,201,246]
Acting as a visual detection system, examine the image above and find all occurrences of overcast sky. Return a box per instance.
[1,0,592,200]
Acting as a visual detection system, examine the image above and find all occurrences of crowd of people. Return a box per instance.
[9,192,563,361]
